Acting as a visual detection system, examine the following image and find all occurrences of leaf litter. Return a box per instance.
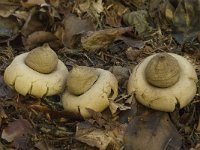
[124,111,182,150]
[0,0,199,149]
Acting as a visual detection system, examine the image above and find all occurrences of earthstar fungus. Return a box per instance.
[4,44,68,98]
[62,66,118,118]
[128,53,197,112]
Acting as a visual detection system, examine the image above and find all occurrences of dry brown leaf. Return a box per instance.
[81,27,132,51]
[149,0,200,44]
[0,0,20,5]
[105,15,122,28]
[124,111,182,150]
[75,121,126,150]
[105,0,128,27]
[29,101,83,120]
[126,47,141,61]
[0,75,16,99]
[190,144,200,150]
[109,66,129,85]
[118,96,138,123]
[35,140,56,150]
[92,0,104,14]
[62,14,95,48]
[0,16,19,42]
[13,10,29,20]
[78,0,90,13]
[21,0,46,8]
[23,31,62,50]
[164,0,175,22]
[109,101,131,115]
[21,9,45,37]
[77,0,104,19]
[0,142,7,150]
[169,0,200,43]
[1,119,34,149]
[47,5,61,20]
[0,4,19,17]
[148,0,163,18]
[116,36,145,49]
[49,0,60,7]
[1,119,33,142]
[35,141,49,150]
[86,108,107,128]
[76,127,112,150]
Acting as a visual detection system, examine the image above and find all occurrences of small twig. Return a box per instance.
[164,138,172,150]
[82,53,95,66]
[115,94,131,102]
[102,52,125,62]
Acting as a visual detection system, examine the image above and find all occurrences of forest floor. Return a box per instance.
[0,0,200,150]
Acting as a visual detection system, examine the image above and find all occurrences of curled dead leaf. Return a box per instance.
[81,27,132,51]
[23,31,62,50]
[75,121,126,150]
